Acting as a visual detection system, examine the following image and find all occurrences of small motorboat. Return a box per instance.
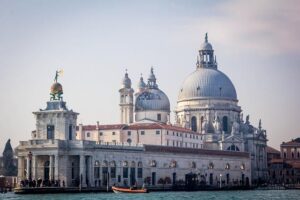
[112,186,148,193]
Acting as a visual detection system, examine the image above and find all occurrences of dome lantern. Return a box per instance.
[198,33,217,69]
[137,73,146,92]
[147,67,158,89]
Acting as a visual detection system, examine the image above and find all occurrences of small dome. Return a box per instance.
[200,42,213,51]
[122,72,132,88]
[137,76,146,90]
[200,33,213,51]
[50,82,63,95]
[178,67,237,102]
[135,88,170,112]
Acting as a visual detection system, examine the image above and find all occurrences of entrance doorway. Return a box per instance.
[44,161,50,180]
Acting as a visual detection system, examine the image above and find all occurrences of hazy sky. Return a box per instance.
[0,0,299,152]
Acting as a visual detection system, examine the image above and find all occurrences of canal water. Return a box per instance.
[1,190,300,200]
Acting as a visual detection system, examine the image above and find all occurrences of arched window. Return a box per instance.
[208,162,214,169]
[94,161,100,179]
[222,116,228,132]
[127,138,132,144]
[137,162,143,178]
[191,116,197,132]
[110,161,116,178]
[123,161,129,179]
[225,163,230,170]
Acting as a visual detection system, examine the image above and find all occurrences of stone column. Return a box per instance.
[26,158,30,180]
[80,155,87,187]
[17,157,25,180]
[90,156,95,187]
[54,154,59,180]
[32,155,37,180]
[49,155,54,180]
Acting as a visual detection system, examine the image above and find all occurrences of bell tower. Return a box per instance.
[119,70,134,124]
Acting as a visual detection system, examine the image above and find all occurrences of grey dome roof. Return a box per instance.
[178,68,237,102]
[135,88,170,112]
[137,76,146,89]
[200,42,213,51]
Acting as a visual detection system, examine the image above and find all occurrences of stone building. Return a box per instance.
[268,138,300,184]
[174,34,268,184]
[15,34,263,188]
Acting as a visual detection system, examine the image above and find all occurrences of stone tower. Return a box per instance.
[119,70,134,124]
[32,71,78,141]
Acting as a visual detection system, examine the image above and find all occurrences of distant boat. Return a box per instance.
[112,186,148,193]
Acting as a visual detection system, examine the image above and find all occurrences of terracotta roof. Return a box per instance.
[282,138,300,146]
[76,124,126,131]
[144,145,250,158]
[77,122,199,134]
[270,158,283,163]
[267,146,280,154]
[125,123,198,134]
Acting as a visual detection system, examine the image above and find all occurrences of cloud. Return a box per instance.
[182,0,300,56]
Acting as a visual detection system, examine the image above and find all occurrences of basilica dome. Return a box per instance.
[178,67,237,102]
[135,88,170,112]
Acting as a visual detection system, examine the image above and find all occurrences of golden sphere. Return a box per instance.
[50,82,63,95]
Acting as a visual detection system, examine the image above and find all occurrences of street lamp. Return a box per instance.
[219,174,222,189]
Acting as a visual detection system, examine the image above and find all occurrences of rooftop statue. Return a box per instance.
[50,70,64,101]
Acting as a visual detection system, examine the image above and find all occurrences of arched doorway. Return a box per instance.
[44,161,50,180]
[191,116,197,132]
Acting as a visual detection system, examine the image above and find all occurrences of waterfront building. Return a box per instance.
[269,138,300,184]
[15,34,263,189]
[174,34,268,183]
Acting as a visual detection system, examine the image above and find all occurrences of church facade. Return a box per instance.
[174,34,268,183]
[15,34,268,189]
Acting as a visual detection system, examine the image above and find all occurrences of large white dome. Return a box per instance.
[178,67,237,102]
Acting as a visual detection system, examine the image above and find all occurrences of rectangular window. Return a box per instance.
[69,125,72,140]
[176,132,178,136]
[156,130,160,135]
[99,132,103,136]
[141,131,145,135]
[173,132,175,136]
[138,168,143,178]
[157,114,161,121]
[47,125,55,139]
[167,131,169,135]
[185,134,187,138]
[112,132,115,135]
[128,131,131,136]
[123,167,128,178]
[173,141,175,146]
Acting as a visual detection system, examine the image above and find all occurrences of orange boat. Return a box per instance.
[112,186,148,193]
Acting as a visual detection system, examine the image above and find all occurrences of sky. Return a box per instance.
[0,0,299,152]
